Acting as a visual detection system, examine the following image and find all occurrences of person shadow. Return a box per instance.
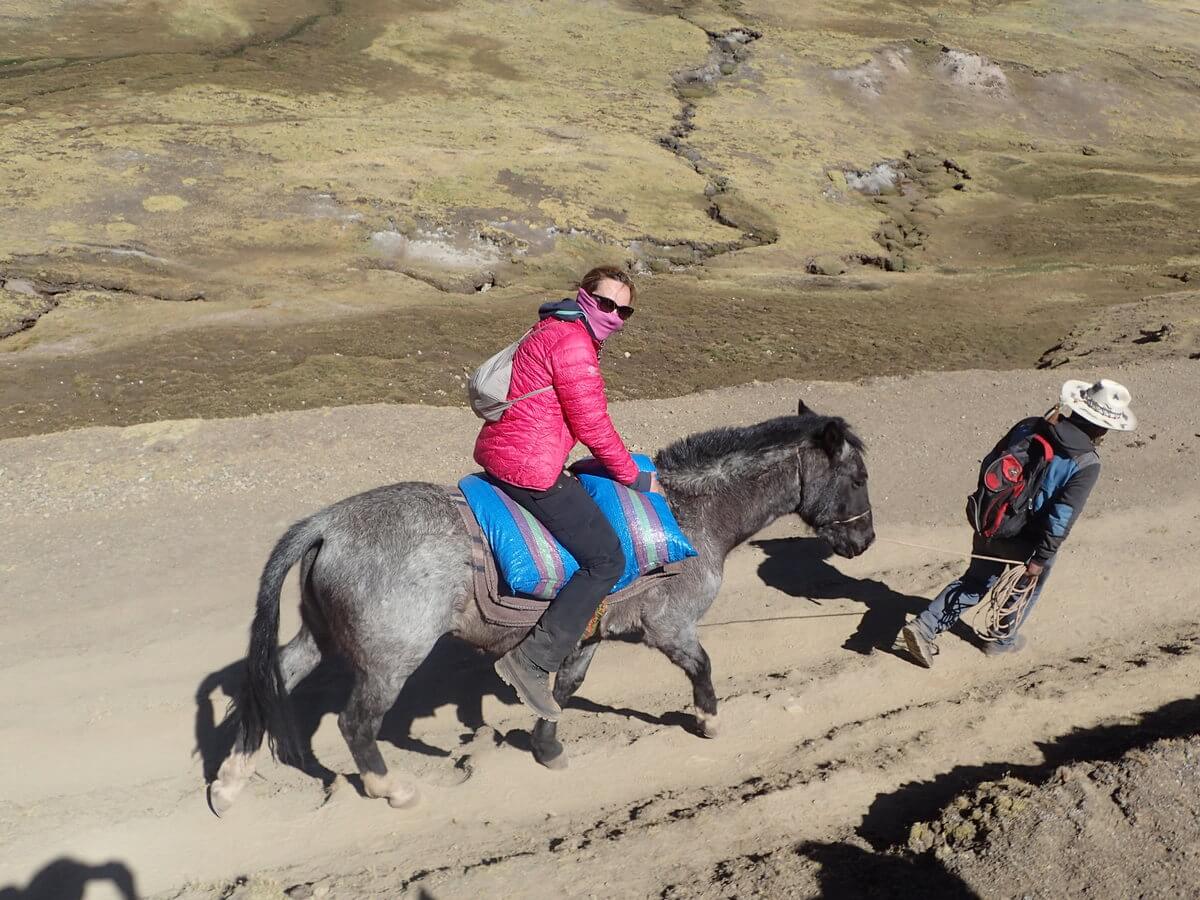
[0,858,137,900]
[752,536,978,657]
[195,634,525,792]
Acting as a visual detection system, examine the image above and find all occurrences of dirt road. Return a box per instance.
[1,359,1195,898]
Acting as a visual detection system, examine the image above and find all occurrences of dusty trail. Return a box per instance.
[0,360,1195,898]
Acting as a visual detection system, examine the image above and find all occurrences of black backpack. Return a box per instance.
[965,419,1056,539]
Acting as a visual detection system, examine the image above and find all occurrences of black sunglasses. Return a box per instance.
[592,294,635,320]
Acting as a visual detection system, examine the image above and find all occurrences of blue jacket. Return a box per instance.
[1003,417,1101,561]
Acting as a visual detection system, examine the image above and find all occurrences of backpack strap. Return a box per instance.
[504,328,554,405]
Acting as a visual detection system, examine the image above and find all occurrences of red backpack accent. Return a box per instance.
[966,427,1055,539]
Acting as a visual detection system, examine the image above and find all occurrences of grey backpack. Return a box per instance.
[467,329,553,422]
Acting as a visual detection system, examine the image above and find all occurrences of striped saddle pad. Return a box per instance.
[457,455,697,601]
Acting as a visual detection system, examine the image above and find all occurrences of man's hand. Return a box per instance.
[1025,560,1045,579]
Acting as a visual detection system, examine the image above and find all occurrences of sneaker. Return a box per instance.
[494,648,561,721]
[901,624,938,669]
[984,634,1028,656]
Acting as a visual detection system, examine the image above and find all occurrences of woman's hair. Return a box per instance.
[579,265,637,305]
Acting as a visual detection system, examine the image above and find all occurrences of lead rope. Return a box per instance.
[875,537,1038,643]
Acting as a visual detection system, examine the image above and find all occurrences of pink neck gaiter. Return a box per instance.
[577,287,625,341]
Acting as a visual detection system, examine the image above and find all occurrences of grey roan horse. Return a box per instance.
[210,401,874,814]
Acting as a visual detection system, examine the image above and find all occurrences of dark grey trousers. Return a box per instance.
[494,472,626,672]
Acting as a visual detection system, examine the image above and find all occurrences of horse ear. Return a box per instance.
[798,399,812,416]
[820,420,846,460]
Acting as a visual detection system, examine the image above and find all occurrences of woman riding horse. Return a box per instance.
[207,276,875,814]
[477,265,658,721]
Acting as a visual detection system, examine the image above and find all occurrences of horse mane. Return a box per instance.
[654,413,864,496]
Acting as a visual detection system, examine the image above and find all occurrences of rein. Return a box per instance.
[827,508,872,527]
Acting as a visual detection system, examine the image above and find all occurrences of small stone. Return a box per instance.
[951,822,977,845]
[907,822,929,851]
[1081,145,1100,156]
[806,255,846,276]
[878,222,903,242]
[3,279,39,296]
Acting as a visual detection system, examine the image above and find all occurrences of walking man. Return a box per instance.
[900,379,1137,667]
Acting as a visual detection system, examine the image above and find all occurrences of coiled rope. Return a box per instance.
[876,537,1038,643]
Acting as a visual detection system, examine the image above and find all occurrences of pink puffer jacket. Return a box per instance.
[474,316,641,491]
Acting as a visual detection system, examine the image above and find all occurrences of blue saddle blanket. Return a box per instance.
[458,455,697,599]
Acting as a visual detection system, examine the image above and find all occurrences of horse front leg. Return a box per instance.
[530,642,599,769]
[648,627,720,738]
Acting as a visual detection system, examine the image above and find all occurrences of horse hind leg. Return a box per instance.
[338,650,433,809]
[531,642,599,770]
[208,627,323,816]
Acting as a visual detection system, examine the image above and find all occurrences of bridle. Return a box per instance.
[824,508,873,528]
[794,446,872,530]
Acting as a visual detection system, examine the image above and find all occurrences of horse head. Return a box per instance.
[795,400,875,559]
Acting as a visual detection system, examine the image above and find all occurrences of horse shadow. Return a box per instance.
[0,858,137,900]
[751,536,978,657]
[196,629,711,789]
[195,634,526,787]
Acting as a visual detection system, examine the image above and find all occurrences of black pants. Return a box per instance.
[494,472,626,672]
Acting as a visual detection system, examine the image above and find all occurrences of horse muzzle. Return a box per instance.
[817,509,875,558]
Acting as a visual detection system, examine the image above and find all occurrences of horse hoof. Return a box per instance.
[387,787,420,809]
[696,710,721,739]
[364,772,419,809]
[534,742,568,770]
[207,780,239,817]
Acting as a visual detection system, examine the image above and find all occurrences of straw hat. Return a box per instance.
[1060,378,1137,432]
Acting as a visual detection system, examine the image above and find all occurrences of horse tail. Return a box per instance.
[237,516,322,764]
